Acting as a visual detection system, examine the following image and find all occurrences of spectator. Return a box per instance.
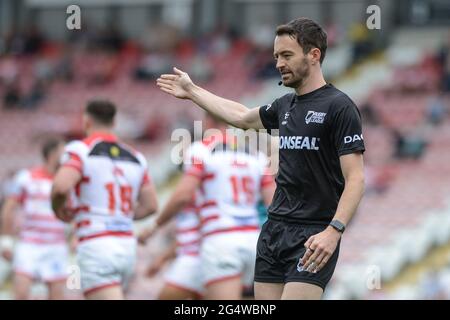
[3,80,21,109]
[392,128,427,160]
[54,49,75,82]
[426,93,447,126]
[34,56,54,83]
[97,24,124,52]
[87,51,119,85]
[248,46,278,80]
[249,20,274,50]
[2,28,25,55]
[196,25,232,56]
[22,79,47,109]
[188,54,213,83]
[360,101,380,126]
[140,114,170,142]
[0,56,19,85]
[324,17,341,49]
[349,22,374,64]
[134,51,173,81]
[23,26,44,55]
[439,36,450,92]
[139,23,180,52]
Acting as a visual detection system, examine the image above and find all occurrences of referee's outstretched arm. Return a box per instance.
[157,67,263,130]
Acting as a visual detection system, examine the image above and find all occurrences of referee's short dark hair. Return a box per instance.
[42,137,64,160]
[85,99,117,126]
[276,17,328,65]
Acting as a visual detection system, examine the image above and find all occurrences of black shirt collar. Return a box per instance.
[294,83,332,102]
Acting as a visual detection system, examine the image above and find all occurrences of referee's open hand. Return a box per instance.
[157,67,194,100]
[300,227,341,273]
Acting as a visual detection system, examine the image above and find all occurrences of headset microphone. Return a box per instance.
[278,80,283,86]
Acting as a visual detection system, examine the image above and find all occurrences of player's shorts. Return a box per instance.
[13,241,69,283]
[254,216,340,290]
[164,254,204,297]
[76,236,136,295]
[200,231,259,288]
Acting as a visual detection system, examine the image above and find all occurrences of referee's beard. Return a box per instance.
[282,56,310,90]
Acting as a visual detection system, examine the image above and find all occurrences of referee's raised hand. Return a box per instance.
[157,67,194,100]
[300,227,341,273]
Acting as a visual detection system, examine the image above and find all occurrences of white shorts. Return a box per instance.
[13,241,69,282]
[76,236,136,295]
[164,254,204,297]
[200,231,259,288]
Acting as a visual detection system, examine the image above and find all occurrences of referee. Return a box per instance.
[157,17,365,300]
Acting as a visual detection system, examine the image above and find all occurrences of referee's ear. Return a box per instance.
[309,47,322,66]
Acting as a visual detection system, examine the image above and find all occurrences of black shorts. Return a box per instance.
[254,216,340,290]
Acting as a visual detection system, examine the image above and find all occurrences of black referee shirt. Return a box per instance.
[259,83,365,224]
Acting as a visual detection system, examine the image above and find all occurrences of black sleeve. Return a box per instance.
[259,99,280,133]
[330,96,365,156]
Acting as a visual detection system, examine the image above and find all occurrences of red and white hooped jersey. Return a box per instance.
[183,136,274,239]
[60,132,152,243]
[174,200,201,256]
[10,167,67,244]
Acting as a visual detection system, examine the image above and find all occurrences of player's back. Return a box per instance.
[62,133,149,242]
[185,137,270,237]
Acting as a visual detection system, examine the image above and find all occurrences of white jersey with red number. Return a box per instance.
[61,133,151,243]
[183,137,273,238]
[10,167,66,244]
[175,200,201,256]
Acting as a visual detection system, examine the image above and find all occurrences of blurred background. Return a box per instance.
[1,0,450,300]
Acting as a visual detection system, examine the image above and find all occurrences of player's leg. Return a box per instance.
[77,237,138,300]
[205,275,243,300]
[201,234,245,300]
[13,273,34,300]
[119,237,138,300]
[254,282,284,299]
[158,283,199,300]
[12,243,36,300]
[42,245,69,300]
[242,284,255,300]
[85,284,124,300]
[281,282,323,300]
[77,238,125,300]
[160,255,203,300]
[47,280,67,300]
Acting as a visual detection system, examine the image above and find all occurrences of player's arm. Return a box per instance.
[146,240,177,277]
[134,182,158,220]
[0,197,19,236]
[157,67,264,130]
[261,174,276,207]
[156,174,200,226]
[138,174,200,243]
[51,167,82,223]
[0,197,20,261]
[66,222,78,253]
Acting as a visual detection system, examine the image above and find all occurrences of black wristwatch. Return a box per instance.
[329,220,346,234]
